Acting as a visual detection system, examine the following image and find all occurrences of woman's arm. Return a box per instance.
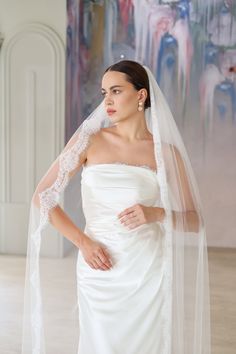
[32,145,88,248]
[118,205,199,233]
[47,205,85,248]
[171,209,199,232]
[32,132,113,270]
[150,207,199,233]
[118,144,200,233]
[163,143,200,232]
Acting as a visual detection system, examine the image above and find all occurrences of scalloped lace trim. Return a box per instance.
[83,161,158,173]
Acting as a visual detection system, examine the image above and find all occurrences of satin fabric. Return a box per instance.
[76,163,166,354]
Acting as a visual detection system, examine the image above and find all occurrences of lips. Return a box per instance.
[107,109,116,115]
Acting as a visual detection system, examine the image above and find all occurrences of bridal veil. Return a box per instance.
[21,62,211,354]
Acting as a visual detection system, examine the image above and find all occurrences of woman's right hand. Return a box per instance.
[79,234,113,271]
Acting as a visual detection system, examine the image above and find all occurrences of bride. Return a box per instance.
[22,60,211,354]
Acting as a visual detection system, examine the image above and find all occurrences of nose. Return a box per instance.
[104,93,113,106]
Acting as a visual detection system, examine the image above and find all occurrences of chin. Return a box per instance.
[111,115,128,123]
[109,115,120,122]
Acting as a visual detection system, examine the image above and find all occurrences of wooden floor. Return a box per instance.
[0,247,235,353]
[208,247,236,354]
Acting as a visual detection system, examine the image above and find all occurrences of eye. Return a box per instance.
[101,89,121,97]
[112,89,120,94]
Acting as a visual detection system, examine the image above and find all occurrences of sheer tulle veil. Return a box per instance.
[21,63,211,353]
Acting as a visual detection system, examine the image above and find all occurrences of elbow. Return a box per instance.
[187,210,200,233]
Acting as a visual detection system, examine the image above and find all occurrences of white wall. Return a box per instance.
[0,0,71,257]
[181,99,236,249]
[0,0,66,40]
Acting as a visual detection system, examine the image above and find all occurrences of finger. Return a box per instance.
[125,217,140,227]
[118,206,135,218]
[100,249,113,267]
[92,258,101,270]
[88,258,108,271]
[121,214,139,225]
[88,261,96,269]
[96,254,111,270]
[97,260,109,270]
[120,211,135,221]
[97,249,109,262]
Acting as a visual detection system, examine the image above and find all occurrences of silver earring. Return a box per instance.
[138,101,143,112]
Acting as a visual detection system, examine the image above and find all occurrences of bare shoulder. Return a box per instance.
[88,127,119,145]
[88,126,115,140]
[82,128,107,150]
[82,127,117,164]
[67,127,115,176]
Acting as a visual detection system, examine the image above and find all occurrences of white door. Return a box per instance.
[0,20,69,257]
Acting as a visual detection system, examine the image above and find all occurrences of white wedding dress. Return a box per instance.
[76,163,166,354]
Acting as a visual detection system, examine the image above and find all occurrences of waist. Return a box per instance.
[85,215,127,234]
[84,215,162,242]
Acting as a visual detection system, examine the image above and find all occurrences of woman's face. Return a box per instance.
[101,71,146,123]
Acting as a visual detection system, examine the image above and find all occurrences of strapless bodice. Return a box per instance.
[80,163,161,241]
[77,163,165,354]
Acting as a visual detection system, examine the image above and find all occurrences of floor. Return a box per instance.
[208,247,236,354]
[0,247,235,354]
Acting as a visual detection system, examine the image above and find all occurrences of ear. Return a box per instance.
[138,88,147,101]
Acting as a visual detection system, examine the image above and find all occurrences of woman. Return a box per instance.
[22,60,211,354]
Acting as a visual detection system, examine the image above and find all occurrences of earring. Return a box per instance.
[138,101,143,111]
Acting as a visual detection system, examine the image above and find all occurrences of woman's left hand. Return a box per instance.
[117,204,165,230]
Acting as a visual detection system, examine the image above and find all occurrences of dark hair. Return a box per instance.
[104,60,151,109]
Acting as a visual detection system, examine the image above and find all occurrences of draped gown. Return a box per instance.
[76,163,166,354]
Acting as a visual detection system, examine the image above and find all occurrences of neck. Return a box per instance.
[113,112,151,142]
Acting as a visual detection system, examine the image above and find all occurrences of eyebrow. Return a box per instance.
[101,85,124,92]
